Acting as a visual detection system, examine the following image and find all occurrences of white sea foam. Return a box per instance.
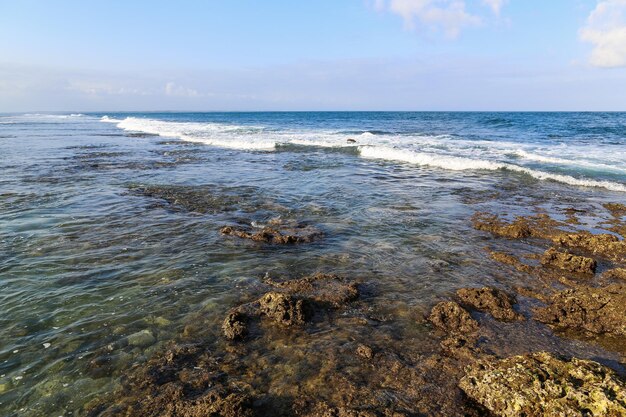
[359,146,626,192]
[102,116,626,192]
[514,149,626,173]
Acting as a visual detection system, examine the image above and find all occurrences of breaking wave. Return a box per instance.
[102,116,626,192]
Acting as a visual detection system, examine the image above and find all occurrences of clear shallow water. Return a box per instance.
[0,112,625,416]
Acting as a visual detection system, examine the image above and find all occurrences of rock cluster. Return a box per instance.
[460,352,626,417]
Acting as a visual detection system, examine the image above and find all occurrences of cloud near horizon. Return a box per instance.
[580,0,626,68]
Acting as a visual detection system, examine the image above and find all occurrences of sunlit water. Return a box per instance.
[1,112,625,415]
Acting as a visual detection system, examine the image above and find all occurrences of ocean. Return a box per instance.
[1,112,625,415]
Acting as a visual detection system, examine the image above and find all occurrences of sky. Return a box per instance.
[1,0,626,111]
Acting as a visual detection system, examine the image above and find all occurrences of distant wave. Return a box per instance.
[360,146,626,192]
[102,116,626,192]
[515,149,626,174]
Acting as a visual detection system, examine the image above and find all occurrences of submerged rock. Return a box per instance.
[222,273,359,340]
[456,287,522,322]
[356,344,374,360]
[219,224,322,244]
[534,284,626,336]
[258,292,310,326]
[90,344,255,417]
[127,329,156,348]
[472,214,532,239]
[540,247,597,274]
[604,202,626,218]
[459,352,626,417]
[263,273,359,307]
[552,232,626,262]
[129,184,264,214]
[428,301,478,334]
[603,268,626,281]
[222,310,249,341]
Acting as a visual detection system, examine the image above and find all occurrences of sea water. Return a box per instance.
[1,112,625,415]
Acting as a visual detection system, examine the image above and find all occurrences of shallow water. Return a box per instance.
[1,112,625,415]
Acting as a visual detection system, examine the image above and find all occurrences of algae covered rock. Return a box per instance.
[534,283,626,336]
[258,292,310,326]
[456,287,522,322]
[552,232,626,262]
[459,352,626,417]
[428,301,478,334]
[472,214,532,239]
[127,329,156,348]
[540,247,597,274]
[603,268,626,281]
[220,224,322,244]
[222,310,248,340]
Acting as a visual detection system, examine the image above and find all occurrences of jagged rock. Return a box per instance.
[356,344,374,360]
[428,301,478,334]
[473,214,532,239]
[221,273,359,340]
[456,287,522,322]
[258,292,310,326]
[540,247,597,274]
[534,284,626,336]
[220,224,322,244]
[221,310,248,340]
[552,232,626,261]
[459,352,626,417]
[263,273,359,307]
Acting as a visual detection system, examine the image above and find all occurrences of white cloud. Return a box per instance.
[481,0,506,16]
[164,82,201,97]
[375,0,506,38]
[580,0,626,68]
[379,0,481,38]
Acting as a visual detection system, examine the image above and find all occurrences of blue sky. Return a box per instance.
[1,0,625,111]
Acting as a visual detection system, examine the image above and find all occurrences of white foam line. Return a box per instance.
[515,149,626,174]
[101,116,626,192]
[359,146,626,192]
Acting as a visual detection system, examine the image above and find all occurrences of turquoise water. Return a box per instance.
[1,112,625,415]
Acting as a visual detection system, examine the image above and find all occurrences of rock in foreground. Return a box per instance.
[459,352,626,417]
[456,287,522,322]
[428,301,478,334]
[540,247,597,274]
[534,283,626,336]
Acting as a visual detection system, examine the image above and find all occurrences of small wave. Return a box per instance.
[515,150,626,174]
[359,146,626,192]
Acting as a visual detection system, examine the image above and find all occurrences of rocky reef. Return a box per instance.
[87,201,626,417]
[219,223,322,245]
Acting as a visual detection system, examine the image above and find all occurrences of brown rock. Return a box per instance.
[603,268,626,281]
[220,224,322,244]
[356,344,374,360]
[552,231,626,261]
[534,283,626,336]
[459,352,626,417]
[456,287,522,322]
[540,247,597,274]
[263,273,359,307]
[258,292,310,326]
[428,301,478,334]
[473,214,532,239]
[604,202,626,217]
[222,310,248,340]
